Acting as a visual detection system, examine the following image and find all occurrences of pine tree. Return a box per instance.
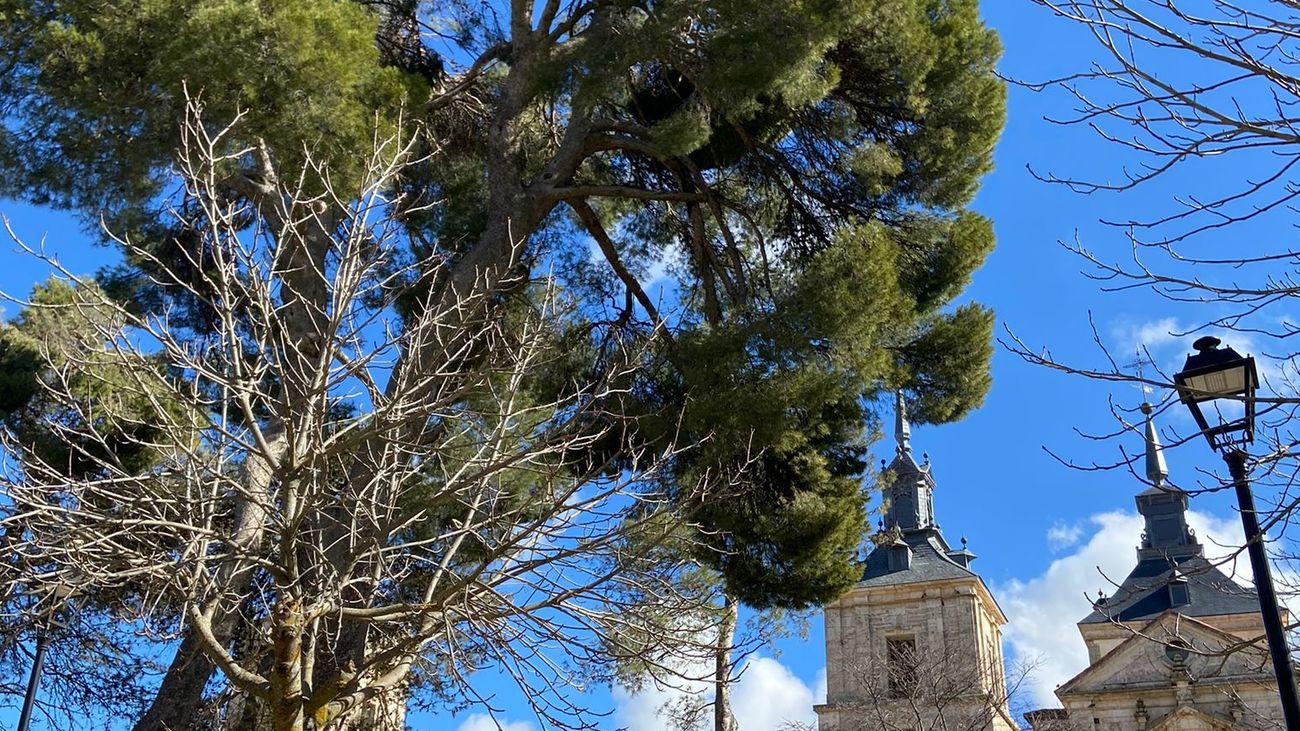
[0,0,1004,728]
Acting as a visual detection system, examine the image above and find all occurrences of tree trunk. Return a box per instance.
[714,593,740,731]
[133,424,285,731]
[270,598,305,731]
[132,626,221,731]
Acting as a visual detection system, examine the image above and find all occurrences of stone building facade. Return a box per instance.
[815,397,1017,731]
[817,401,1288,731]
[1024,407,1285,731]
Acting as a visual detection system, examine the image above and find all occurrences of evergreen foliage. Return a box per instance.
[0,279,192,478]
[0,0,416,226]
[0,0,1005,725]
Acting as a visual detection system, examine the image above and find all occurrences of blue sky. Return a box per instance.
[0,2,1282,729]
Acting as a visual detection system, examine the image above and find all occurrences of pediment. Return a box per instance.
[1058,611,1270,697]
[1149,705,1234,731]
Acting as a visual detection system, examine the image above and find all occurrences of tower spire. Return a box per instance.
[895,391,911,454]
[1134,402,1199,557]
[1141,402,1168,487]
[884,391,933,532]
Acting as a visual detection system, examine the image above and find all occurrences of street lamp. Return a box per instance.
[17,631,48,731]
[1173,335,1259,450]
[1173,335,1300,729]
[17,580,77,731]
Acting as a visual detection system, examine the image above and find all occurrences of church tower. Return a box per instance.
[1027,404,1284,731]
[816,396,1017,731]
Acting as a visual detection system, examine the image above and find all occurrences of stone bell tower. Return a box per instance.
[815,395,1016,731]
[1026,404,1284,731]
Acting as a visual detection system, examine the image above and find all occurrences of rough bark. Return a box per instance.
[133,626,222,731]
[714,593,740,731]
[270,598,306,731]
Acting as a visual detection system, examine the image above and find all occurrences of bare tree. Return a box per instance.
[785,641,1036,731]
[1005,1,1300,515]
[0,99,732,731]
[1026,1,1300,242]
[1005,0,1300,661]
[1010,0,1300,404]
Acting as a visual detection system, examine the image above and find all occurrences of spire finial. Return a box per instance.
[1141,402,1169,487]
[895,391,911,453]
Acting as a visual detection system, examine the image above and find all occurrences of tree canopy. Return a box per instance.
[0,0,1005,728]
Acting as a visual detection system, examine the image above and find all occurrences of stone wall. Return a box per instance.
[818,577,1016,731]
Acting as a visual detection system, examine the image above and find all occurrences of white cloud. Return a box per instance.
[1109,316,1289,394]
[1046,521,1085,552]
[612,674,705,731]
[613,655,819,731]
[1110,316,1184,363]
[610,645,713,731]
[582,225,677,288]
[1102,316,1300,444]
[1104,316,1198,406]
[997,509,1244,710]
[1107,316,1259,369]
[997,511,1142,709]
[454,713,537,731]
[643,247,675,287]
[732,657,818,731]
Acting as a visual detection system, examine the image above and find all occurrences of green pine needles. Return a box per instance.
[0,0,1005,727]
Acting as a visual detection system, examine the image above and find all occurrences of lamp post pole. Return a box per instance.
[1224,448,1300,730]
[16,631,48,731]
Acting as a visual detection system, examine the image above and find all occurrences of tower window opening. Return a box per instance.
[887,637,918,698]
[888,543,912,571]
[1169,575,1190,606]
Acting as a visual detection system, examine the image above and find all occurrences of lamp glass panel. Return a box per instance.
[1184,365,1248,397]
[1208,398,1247,429]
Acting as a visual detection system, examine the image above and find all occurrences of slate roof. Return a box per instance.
[859,528,976,587]
[889,446,929,481]
[1080,553,1258,624]
[861,396,979,588]
[1078,405,1261,624]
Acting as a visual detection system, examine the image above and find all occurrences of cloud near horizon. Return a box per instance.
[613,655,825,731]
[449,506,1262,730]
[454,713,537,731]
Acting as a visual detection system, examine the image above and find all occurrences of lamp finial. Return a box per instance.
[1192,335,1222,353]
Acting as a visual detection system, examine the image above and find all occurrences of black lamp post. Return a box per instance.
[17,581,77,731]
[1174,335,1300,729]
[16,631,48,731]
